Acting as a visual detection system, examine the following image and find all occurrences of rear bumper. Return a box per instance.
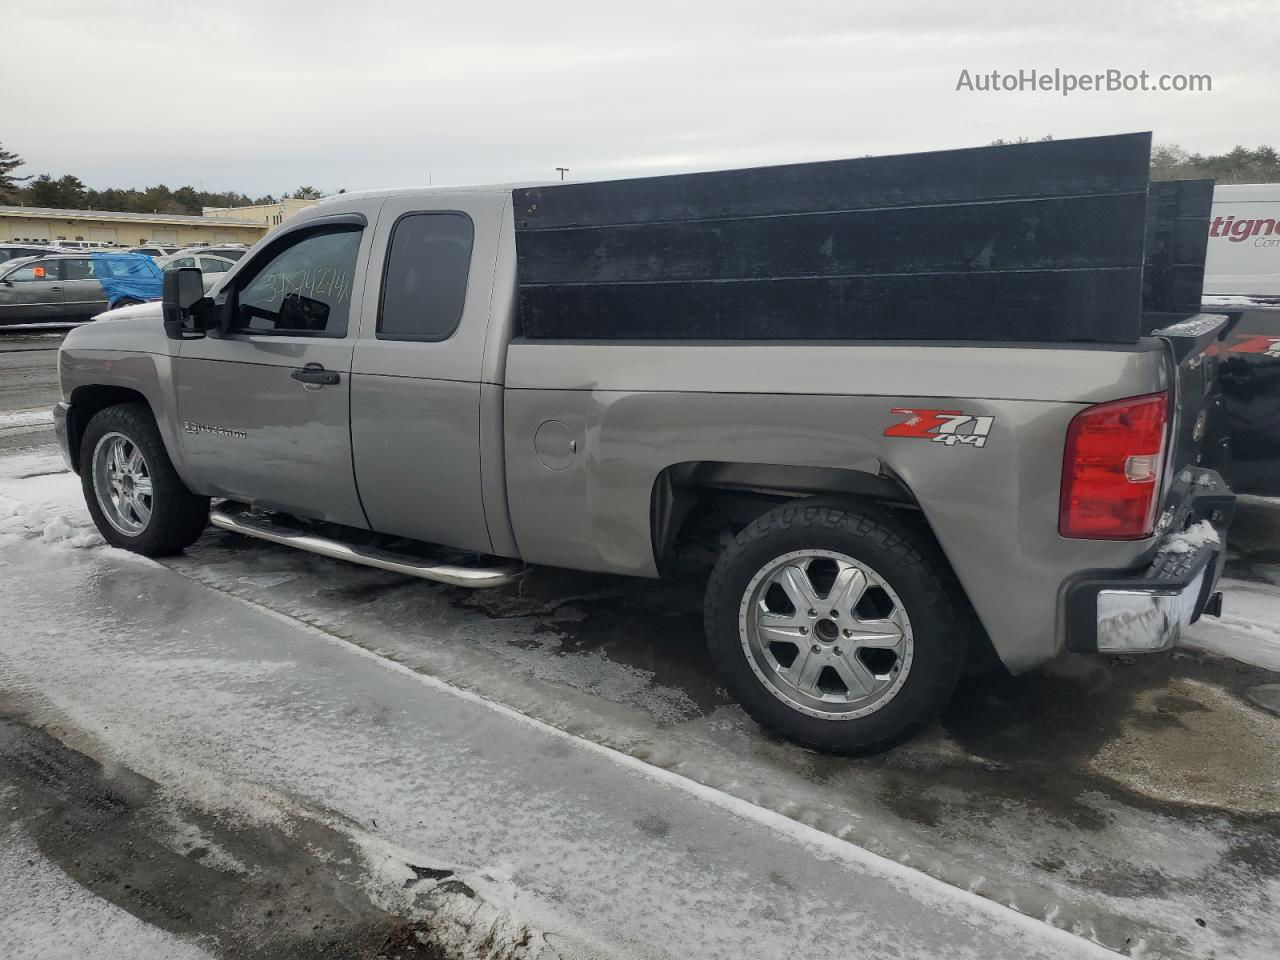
[1064,468,1233,655]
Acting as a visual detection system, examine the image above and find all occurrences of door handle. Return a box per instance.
[50,285,63,291]
[291,363,340,386]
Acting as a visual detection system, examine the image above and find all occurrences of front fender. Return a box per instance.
[58,346,194,490]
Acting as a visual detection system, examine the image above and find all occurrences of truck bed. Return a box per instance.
[501,330,1209,674]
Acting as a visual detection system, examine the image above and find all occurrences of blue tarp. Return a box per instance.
[91,253,164,305]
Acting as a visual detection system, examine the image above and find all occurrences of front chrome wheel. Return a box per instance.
[738,549,914,720]
[92,431,154,536]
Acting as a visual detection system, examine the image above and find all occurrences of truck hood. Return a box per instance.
[62,301,169,355]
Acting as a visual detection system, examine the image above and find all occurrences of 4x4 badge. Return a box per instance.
[884,408,995,448]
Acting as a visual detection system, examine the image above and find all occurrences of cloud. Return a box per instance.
[4,0,1275,194]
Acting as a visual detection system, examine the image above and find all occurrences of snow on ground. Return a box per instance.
[2,447,1280,959]
[1182,577,1280,671]
[0,450,102,550]
[0,538,1122,960]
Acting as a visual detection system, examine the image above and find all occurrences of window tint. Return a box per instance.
[378,213,473,341]
[5,260,55,282]
[199,256,231,274]
[63,258,95,281]
[166,256,196,270]
[233,227,361,337]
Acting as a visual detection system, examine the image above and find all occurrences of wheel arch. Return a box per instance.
[649,460,916,562]
[651,461,1002,676]
[65,384,153,474]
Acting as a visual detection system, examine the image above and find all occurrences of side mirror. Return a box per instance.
[162,267,207,340]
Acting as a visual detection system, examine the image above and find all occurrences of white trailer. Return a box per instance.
[1204,183,1280,297]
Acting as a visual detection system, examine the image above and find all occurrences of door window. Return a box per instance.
[199,256,232,274]
[4,260,56,281]
[377,213,473,341]
[231,227,361,337]
[166,256,197,270]
[62,258,96,281]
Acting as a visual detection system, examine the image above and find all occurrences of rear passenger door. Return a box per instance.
[59,257,108,318]
[349,195,504,554]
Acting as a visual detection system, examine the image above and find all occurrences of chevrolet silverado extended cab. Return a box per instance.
[52,141,1237,754]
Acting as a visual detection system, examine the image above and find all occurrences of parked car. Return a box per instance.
[170,244,249,262]
[0,251,164,326]
[0,243,57,266]
[52,137,1236,755]
[90,252,164,309]
[117,245,182,258]
[50,240,114,251]
[155,251,238,294]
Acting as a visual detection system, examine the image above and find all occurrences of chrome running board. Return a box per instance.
[209,502,524,589]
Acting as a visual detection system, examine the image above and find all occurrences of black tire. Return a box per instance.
[80,402,210,555]
[704,498,969,755]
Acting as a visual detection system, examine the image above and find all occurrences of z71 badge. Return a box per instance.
[884,408,994,448]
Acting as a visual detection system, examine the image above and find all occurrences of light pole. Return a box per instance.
[556,167,569,181]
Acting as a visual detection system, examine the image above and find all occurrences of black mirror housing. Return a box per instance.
[162,267,207,340]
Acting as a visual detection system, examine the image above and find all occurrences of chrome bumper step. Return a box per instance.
[208,502,524,589]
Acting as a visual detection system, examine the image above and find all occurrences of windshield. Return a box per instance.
[0,256,36,277]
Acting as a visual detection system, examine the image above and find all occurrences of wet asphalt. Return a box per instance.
[0,332,61,454]
[0,538,1116,960]
[0,710,442,960]
[1,334,1278,958]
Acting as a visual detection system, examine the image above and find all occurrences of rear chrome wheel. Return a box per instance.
[740,550,913,720]
[92,432,154,536]
[704,500,967,754]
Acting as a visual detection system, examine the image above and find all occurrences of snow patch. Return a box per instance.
[1160,520,1220,555]
[350,833,596,960]
[0,407,53,429]
[0,456,103,549]
[237,573,299,589]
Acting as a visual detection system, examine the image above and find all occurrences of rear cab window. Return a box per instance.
[377,212,474,342]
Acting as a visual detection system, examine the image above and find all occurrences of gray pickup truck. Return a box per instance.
[52,161,1237,754]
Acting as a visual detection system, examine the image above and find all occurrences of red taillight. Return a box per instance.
[1060,392,1169,540]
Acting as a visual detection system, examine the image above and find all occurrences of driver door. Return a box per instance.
[174,213,377,527]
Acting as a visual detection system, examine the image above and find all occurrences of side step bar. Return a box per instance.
[209,502,524,589]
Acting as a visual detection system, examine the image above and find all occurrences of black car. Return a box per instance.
[0,244,56,266]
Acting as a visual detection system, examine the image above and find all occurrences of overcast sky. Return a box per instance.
[5,0,1277,196]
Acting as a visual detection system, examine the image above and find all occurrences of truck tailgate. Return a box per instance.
[1153,312,1233,483]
